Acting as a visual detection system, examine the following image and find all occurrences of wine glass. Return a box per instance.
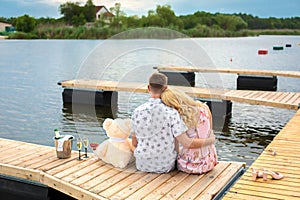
[83,137,89,158]
[76,139,83,161]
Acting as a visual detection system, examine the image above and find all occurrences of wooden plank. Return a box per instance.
[243,91,263,99]
[224,192,279,200]
[154,66,300,78]
[28,153,68,169]
[98,170,148,198]
[40,156,77,172]
[234,179,300,193]
[196,162,245,200]
[0,163,41,182]
[72,164,118,188]
[40,172,106,200]
[0,140,24,150]
[7,148,51,166]
[0,143,39,162]
[269,92,286,102]
[87,164,137,193]
[286,93,300,105]
[229,187,300,200]
[5,147,49,165]
[110,172,161,199]
[78,166,121,189]
[125,171,178,200]
[160,173,207,200]
[142,172,190,200]
[54,159,98,179]
[46,157,90,176]
[243,91,261,99]
[177,162,230,200]
[280,93,298,104]
[62,161,105,183]
[18,151,56,168]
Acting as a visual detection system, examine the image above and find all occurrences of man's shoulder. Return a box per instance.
[133,102,149,112]
[133,100,178,115]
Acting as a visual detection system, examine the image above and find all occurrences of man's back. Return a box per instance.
[131,98,187,173]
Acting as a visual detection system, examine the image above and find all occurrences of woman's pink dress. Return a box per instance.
[177,106,218,174]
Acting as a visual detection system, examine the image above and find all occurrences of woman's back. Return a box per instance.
[177,105,218,174]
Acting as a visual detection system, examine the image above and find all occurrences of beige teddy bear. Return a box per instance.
[94,118,134,168]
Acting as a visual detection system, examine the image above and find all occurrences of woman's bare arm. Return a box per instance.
[132,133,138,148]
[176,131,215,149]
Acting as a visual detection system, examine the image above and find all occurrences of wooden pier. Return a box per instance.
[58,80,300,110]
[223,109,300,200]
[0,138,245,200]
[154,66,300,78]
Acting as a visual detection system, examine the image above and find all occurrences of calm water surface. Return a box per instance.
[0,36,299,166]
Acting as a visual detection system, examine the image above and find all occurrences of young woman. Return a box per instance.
[161,88,218,174]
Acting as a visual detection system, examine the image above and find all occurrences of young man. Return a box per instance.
[131,72,215,173]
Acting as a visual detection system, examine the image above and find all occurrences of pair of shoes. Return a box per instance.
[251,167,263,181]
[262,168,284,181]
[267,148,277,156]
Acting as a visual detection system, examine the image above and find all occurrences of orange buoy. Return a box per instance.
[258,49,268,55]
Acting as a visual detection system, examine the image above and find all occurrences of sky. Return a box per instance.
[0,0,299,19]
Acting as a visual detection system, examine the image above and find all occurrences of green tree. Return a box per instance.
[214,14,247,31]
[84,0,96,22]
[15,14,36,32]
[110,3,126,28]
[143,5,183,29]
[156,5,176,26]
[60,2,81,25]
[72,13,87,26]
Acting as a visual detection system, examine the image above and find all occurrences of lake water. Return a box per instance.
[0,35,299,166]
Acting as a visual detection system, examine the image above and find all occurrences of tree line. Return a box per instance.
[1,0,299,39]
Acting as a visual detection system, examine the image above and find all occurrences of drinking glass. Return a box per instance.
[76,139,83,161]
[83,137,89,158]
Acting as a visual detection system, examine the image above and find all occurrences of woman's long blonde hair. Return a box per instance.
[161,88,205,128]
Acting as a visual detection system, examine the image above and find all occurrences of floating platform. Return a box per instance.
[154,66,300,79]
[273,46,284,50]
[154,67,300,91]
[223,109,300,199]
[0,138,245,199]
[58,80,300,110]
[258,49,268,55]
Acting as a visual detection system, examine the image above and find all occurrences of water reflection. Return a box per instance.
[61,103,116,144]
[216,116,278,165]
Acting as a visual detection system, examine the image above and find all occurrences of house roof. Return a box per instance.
[95,5,115,17]
[95,5,105,12]
[0,22,12,27]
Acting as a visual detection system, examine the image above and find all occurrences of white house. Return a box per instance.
[0,22,13,32]
[95,6,114,21]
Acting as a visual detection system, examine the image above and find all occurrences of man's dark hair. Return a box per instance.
[149,73,168,94]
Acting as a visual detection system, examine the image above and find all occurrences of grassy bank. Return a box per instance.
[6,25,300,39]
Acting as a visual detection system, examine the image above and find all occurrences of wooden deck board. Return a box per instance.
[141,172,190,200]
[178,162,229,200]
[154,66,300,78]
[87,165,137,192]
[59,80,300,110]
[0,138,245,200]
[224,109,300,200]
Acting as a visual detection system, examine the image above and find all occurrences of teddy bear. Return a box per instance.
[93,118,134,168]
